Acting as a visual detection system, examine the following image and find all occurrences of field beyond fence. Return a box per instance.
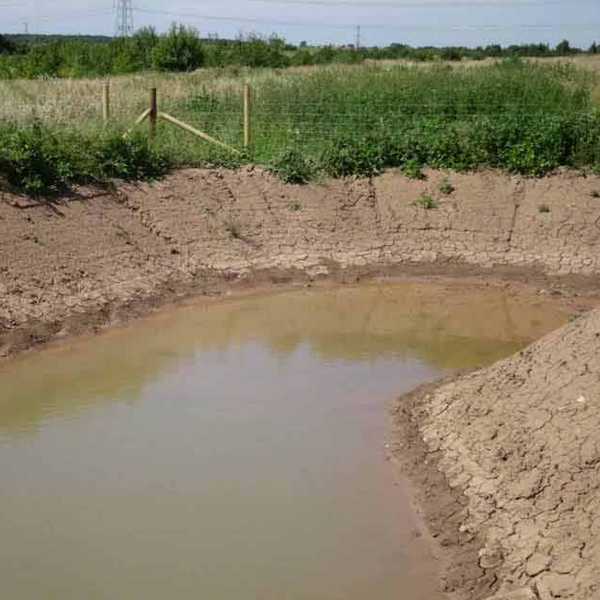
[1,59,600,194]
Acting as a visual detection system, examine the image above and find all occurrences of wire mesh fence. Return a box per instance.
[1,59,599,171]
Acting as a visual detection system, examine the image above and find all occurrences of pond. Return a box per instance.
[0,281,576,600]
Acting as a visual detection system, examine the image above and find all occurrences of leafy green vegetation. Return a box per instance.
[269,142,315,184]
[152,25,204,72]
[1,60,600,194]
[0,124,168,195]
[158,60,600,178]
[401,159,425,180]
[538,204,551,213]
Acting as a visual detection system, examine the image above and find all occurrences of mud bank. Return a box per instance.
[2,167,600,357]
[393,308,600,600]
[1,168,600,599]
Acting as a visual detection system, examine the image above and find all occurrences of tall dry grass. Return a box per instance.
[1,56,599,129]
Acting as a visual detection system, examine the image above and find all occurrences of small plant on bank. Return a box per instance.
[400,159,425,180]
[439,177,455,195]
[269,143,314,184]
[225,219,242,239]
[414,192,438,210]
[590,190,600,198]
[286,201,301,211]
[538,204,551,213]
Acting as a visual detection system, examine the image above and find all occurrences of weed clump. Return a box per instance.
[401,159,425,180]
[269,143,314,184]
[225,219,242,238]
[439,177,455,194]
[414,192,438,209]
[538,204,551,213]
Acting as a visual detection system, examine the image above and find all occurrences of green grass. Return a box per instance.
[2,59,600,194]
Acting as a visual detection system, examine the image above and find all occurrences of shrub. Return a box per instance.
[0,124,84,194]
[320,137,385,178]
[270,143,314,184]
[96,132,169,181]
[0,124,170,196]
[0,34,17,55]
[152,24,204,72]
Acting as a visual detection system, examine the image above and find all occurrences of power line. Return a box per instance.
[2,8,113,27]
[256,0,599,5]
[133,8,600,32]
[241,0,600,6]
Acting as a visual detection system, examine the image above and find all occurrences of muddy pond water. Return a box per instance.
[0,281,581,600]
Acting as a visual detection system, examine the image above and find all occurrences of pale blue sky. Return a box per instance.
[1,0,599,48]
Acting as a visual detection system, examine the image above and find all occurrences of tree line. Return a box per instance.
[0,25,598,79]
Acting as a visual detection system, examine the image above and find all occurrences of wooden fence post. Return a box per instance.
[102,82,110,124]
[149,87,158,144]
[243,84,251,148]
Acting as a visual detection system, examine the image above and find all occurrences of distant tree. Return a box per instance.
[440,47,463,61]
[590,41,599,54]
[555,39,572,55]
[152,24,205,72]
[0,34,16,55]
[131,27,159,69]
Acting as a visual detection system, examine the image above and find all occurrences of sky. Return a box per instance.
[1,0,599,48]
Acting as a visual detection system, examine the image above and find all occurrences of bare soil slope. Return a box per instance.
[2,167,600,356]
[396,309,600,600]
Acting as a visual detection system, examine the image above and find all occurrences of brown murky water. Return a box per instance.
[0,282,579,600]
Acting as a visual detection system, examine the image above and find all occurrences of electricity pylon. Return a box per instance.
[115,0,134,37]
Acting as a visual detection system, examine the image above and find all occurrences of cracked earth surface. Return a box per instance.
[398,309,600,599]
[2,166,600,357]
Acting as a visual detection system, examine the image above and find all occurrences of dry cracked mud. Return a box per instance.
[2,166,600,356]
[394,309,600,600]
